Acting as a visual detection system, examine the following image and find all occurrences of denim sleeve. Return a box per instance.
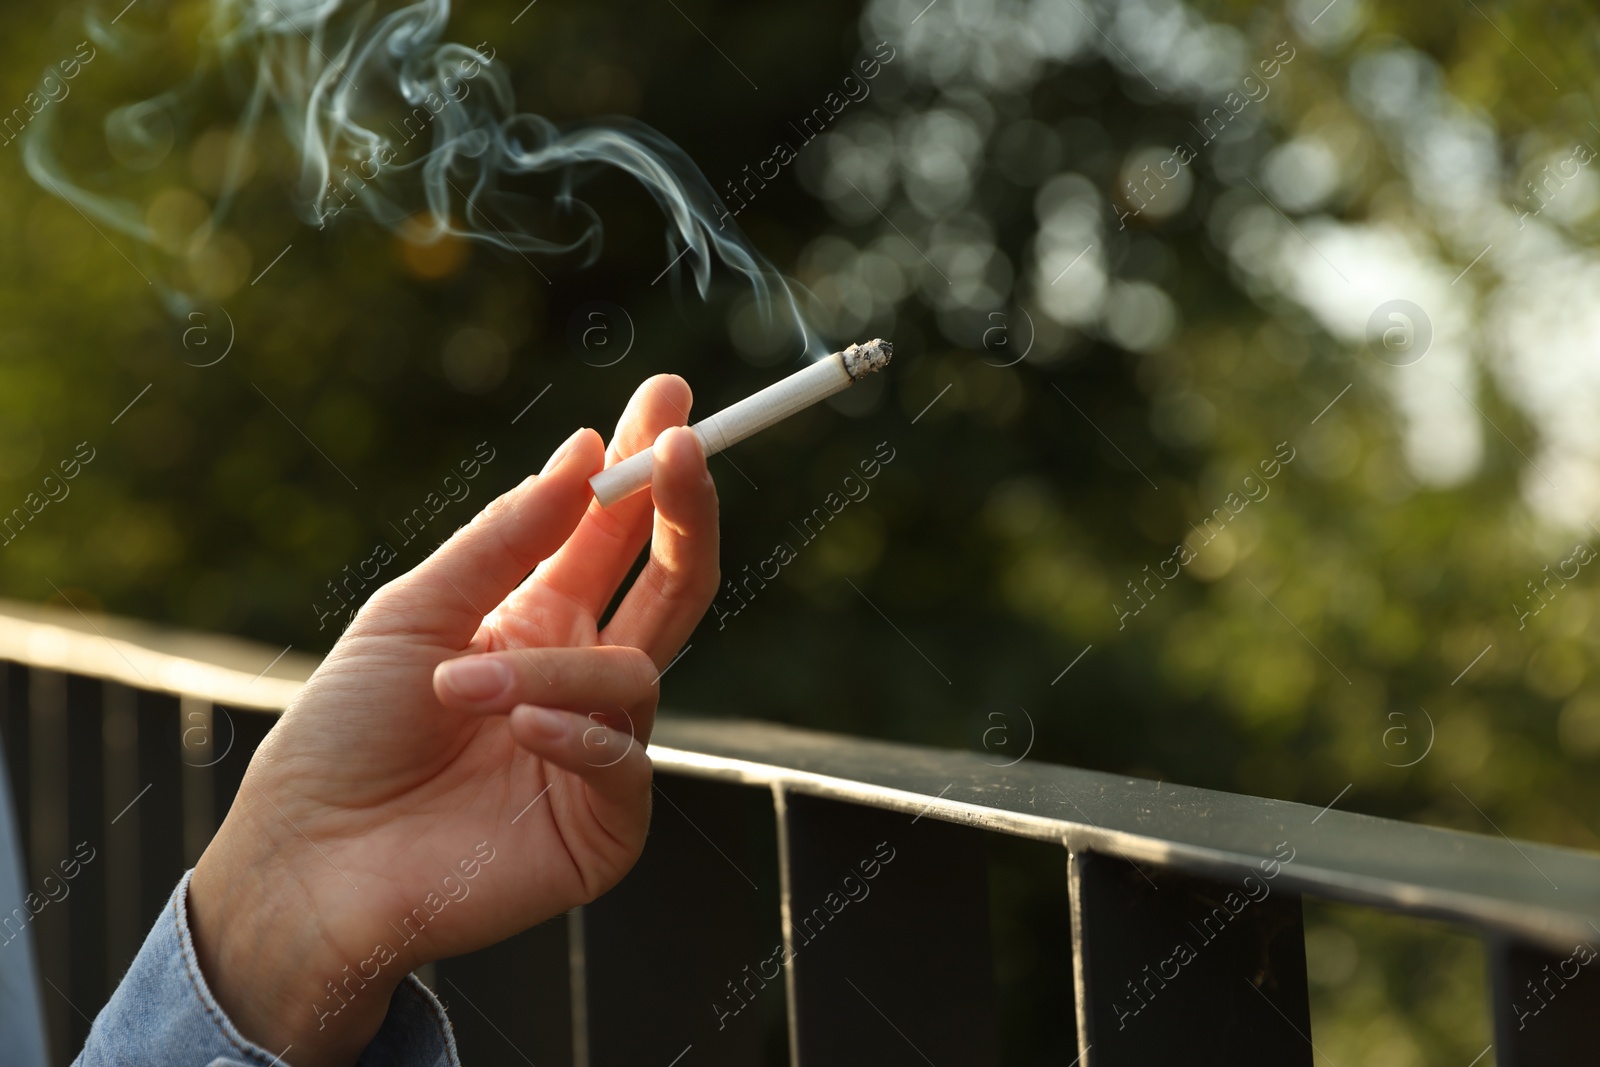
[73,870,461,1067]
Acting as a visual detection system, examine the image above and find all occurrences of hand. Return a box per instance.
[188,375,719,1066]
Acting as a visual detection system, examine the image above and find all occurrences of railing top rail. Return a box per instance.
[649,719,1600,953]
[0,598,317,711]
[1,599,1593,952]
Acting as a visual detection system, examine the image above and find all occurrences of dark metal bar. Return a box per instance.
[568,905,588,1067]
[576,774,782,1066]
[210,705,274,826]
[134,688,183,924]
[1490,934,1600,1066]
[1069,849,1311,1066]
[102,684,142,982]
[64,674,106,1054]
[772,786,799,1067]
[28,668,68,1061]
[1,664,29,865]
[779,790,999,1067]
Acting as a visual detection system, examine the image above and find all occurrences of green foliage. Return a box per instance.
[1305,898,1493,1067]
[2,0,1597,1058]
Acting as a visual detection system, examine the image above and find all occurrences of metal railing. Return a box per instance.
[1,596,1597,1065]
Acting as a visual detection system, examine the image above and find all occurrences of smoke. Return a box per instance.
[23,0,825,357]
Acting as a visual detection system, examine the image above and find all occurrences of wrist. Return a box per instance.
[189,818,408,1066]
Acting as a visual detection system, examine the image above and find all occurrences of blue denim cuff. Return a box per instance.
[73,870,460,1067]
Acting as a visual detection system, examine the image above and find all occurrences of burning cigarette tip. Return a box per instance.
[842,338,893,380]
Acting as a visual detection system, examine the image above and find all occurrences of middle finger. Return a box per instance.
[515,374,693,623]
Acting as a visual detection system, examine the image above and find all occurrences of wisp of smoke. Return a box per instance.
[23,0,826,357]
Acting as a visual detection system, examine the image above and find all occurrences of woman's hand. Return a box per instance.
[188,375,718,1066]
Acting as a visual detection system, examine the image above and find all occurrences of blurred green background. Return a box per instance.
[3,0,1598,1061]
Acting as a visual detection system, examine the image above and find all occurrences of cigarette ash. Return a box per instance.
[841,338,893,381]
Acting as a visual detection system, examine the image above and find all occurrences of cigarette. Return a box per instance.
[589,338,893,508]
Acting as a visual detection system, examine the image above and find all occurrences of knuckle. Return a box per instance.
[642,555,716,609]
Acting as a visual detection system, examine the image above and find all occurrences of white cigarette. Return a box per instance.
[589,338,893,508]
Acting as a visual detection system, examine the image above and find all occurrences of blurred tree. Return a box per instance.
[2,0,1598,1061]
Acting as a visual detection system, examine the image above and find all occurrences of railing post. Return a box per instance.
[2,663,31,862]
[28,668,69,1059]
[102,684,142,981]
[1069,848,1311,1066]
[1489,934,1600,1065]
[568,905,588,1067]
[134,688,184,928]
[64,673,107,1053]
[777,790,999,1066]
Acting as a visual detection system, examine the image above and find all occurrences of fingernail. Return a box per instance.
[439,657,512,702]
[540,428,586,476]
[516,705,568,741]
